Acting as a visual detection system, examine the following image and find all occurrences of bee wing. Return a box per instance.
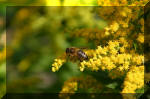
[79,47,88,50]
[79,47,91,52]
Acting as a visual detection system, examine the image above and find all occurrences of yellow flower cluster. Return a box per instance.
[51,40,144,77]
[122,65,144,93]
[60,82,78,93]
[51,58,66,72]
[137,33,144,43]
[59,81,78,99]
[132,54,144,65]
[59,76,102,99]
[104,21,119,35]
[98,7,139,36]
[98,0,148,6]
[72,28,106,41]
[70,6,144,50]
[80,40,143,72]
[97,6,145,48]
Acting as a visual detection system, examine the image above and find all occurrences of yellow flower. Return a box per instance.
[137,33,144,43]
[120,46,125,53]
[110,22,119,32]
[123,61,129,70]
[60,82,78,93]
[108,40,119,49]
[132,55,144,65]
[60,76,102,95]
[51,58,66,72]
[105,31,110,35]
[117,54,125,64]
[80,62,85,71]
[97,46,107,55]
[107,62,116,70]
[110,48,118,55]
[122,65,144,93]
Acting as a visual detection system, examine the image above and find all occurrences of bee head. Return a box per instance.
[66,47,75,54]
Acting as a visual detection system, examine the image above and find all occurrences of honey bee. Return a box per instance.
[66,47,88,62]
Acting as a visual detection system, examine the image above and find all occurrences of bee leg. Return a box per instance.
[79,59,83,62]
[66,54,70,61]
[86,56,88,60]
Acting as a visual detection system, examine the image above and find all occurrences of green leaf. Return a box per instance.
[135,87,144,93]
[106,82,118,89]
[133,42,137,50]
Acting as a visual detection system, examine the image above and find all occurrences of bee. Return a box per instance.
[66,47,88,62]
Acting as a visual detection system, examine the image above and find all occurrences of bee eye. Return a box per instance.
[66,48,69,53]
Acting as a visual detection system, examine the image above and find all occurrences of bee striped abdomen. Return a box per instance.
[77,50,88,62]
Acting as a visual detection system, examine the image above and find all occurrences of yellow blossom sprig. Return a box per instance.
[59,81,78,99]
[70,6,144,52]
[121,65,144,93]
[51,40,144,73]
[137,33,144,43]
[59,75,102,99]
[97,0,149,6]
[121,65,144,99]
[104,21,119,36]
[72,28,106,41]
[79,40,143,72]
[52,58,66,72]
